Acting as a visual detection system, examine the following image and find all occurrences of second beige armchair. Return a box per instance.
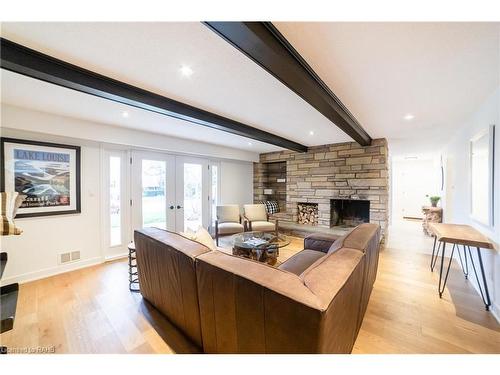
[243,204,278,234]
[215,205,245,246]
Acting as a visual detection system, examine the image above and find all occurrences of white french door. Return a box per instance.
[131,152,211,234]
[175,156,210,232]
[131,151,176,232]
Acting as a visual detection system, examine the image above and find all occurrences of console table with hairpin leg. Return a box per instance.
[428,223,496,311]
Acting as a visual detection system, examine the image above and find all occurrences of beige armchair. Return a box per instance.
[243,204,278,234]
[215,205,245,246]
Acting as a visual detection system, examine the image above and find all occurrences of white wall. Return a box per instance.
[442,88,500,320]
[392,157,441,220]
[1,104,260,162]
[219,161,254,207]
[0,106,255,285]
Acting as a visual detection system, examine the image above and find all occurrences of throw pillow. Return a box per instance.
[178,226,217,251]
[194,226,217,251]
[262,200,279,214]
[1,192,26,236]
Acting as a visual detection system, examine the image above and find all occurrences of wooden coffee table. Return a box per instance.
[231,231,290,266]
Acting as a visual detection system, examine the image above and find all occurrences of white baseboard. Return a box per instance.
[0,256,103,286]
[104,252,128,262]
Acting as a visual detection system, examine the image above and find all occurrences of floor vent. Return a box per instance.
[59,251,81,264]
[59,253,71,264]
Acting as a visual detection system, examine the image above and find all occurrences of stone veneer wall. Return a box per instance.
[254,138,389,233]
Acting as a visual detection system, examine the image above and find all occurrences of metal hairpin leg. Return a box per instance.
[430,238,441,272]
[438,242,456,298]
[456,244,469,279]
[466,246,491,311]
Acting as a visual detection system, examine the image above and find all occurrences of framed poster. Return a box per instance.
[470,125,495,226]
[1,137,81,218]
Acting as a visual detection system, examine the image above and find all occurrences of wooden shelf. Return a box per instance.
[1,283,19,333]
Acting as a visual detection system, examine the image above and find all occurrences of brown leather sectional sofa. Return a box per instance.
[134,223,381,353]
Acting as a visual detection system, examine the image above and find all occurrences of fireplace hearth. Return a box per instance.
[331,199,370,228]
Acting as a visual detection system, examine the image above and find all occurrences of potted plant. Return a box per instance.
[426,195,441,207]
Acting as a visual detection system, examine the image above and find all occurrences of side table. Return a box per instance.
[422,206,442,236]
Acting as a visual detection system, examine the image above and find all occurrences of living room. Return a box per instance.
[0,1,499,372]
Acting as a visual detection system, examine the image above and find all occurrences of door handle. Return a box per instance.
[169,205,175,210]
[176,205,183,209]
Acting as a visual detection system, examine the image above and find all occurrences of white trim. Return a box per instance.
[104,252,128,262]
[469,124,495,227]
[491,302,500,324]
[0,256,103,286]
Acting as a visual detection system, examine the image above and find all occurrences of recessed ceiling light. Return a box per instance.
[122,111,129,118]
[404,114,414,121]
[247,142,253,146]
[309,131,314,135]
[180,65,194,77]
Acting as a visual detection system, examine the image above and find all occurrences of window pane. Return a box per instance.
[184,163,202,232]
[109,156,121,246]
[142,160,166,229]
[211,165,218,227]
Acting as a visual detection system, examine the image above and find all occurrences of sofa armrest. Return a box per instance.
[304,233,340,253]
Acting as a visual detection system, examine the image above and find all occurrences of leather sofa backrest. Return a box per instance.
[341,223,380,253]
[195,246,366,353]
[134,227,211,348]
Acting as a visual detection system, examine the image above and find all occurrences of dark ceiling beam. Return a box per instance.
[204,22,372,146]
[0,37,308,153]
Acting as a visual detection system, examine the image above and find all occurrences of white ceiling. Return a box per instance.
[0,22,352,153]
[275,22,500,155]
[1,22,499,156]
[0,70,278,153]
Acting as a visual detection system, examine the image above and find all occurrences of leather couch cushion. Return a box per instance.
[218,222,245,234]
[244,204,268,221]
[278,249,325,276]
[303,232,340,253]
[217,205,240,223]
[250,221,275,232]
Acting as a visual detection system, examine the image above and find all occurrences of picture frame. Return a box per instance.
[1,137,81,218]
[469,125,495,226]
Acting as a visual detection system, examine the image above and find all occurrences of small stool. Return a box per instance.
[128,242,140,292]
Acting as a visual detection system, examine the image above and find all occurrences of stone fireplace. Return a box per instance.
[254,138,389,234]
[331,199,370,228]
[297,202,318,225]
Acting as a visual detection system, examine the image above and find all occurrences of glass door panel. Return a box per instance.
[131,151,176,233]
[210,163,219,232]
[183,163,203,232]
[109,156,122,246]
[103,149,130,260]
[141,159,167,229]
[175,157,209,233]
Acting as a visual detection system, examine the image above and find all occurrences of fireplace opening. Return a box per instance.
[330,199,370,228]
[297,202,318,225]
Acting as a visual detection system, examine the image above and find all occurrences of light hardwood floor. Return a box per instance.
[1,226,499,353]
